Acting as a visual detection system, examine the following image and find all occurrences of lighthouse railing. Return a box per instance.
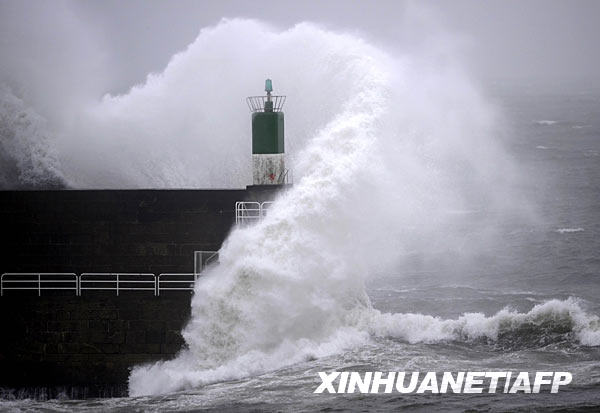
[246,95,286,112]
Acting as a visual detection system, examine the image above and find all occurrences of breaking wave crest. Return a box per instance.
[369,297,600,347]
[124,19,598,397]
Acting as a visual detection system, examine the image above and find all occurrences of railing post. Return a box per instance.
[1,274,3,297]
[38,273,41,296]
[157,275,160,296]
[116,273,119,296]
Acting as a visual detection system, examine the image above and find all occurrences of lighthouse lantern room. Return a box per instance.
[246,79,288,185]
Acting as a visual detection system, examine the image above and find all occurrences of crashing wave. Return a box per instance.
[369,297,600,347]
[125,18,580,397]
[0,85,65,189]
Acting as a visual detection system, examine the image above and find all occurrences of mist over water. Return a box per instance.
[0,85,65,188]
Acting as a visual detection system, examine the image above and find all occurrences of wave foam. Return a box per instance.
[130,296,600,396]
[556,228,584,233]
[368,297,600,347]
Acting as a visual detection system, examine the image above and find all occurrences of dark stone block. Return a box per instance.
[88,320,109,331]
[98,343,121,354]
[108,319,126,332]
[161,342,185,354]
[145,329,164,344]
[0,189,246,274]
[90,329,125,344]
[165,330,185,345]
[120,343,161,354]
[79,343,103,354]
[37,331,62,343]
[46,320,79,332]
[125,330,146,344]
[61,343,81,354]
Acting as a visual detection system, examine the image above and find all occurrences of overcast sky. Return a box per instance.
[1,0,599,97]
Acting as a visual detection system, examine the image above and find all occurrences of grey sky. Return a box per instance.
[1,0,599,99]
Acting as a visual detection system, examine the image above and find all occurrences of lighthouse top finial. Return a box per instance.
[246,80,285,113]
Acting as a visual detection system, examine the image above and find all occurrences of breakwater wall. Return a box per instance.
[0,292,190,398]
[0,189,247,274]
[0,188,281,398]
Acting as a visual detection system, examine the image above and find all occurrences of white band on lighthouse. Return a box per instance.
[253,153,285,185]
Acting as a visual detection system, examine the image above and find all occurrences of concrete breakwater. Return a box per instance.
[0,188,280,398]
[0,189,246,275]
[0,293,190,398]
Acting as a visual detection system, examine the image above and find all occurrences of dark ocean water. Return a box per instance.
[1,86,599,412]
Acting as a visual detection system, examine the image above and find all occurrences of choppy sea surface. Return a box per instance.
[2,85,600,412]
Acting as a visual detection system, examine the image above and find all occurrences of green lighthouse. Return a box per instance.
[246,79,287,185]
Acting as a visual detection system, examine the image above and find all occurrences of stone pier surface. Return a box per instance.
[0,188,284,398]
[0,189,246,274]
[0,190,231,397]
[0,292,191,398]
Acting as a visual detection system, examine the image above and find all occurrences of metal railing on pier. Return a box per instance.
[235,201,273,225]
[194,250,219,276]
[79,273,156,296]
[0,273,78,296]
[156,273,195,296]
[1,251,219,297]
